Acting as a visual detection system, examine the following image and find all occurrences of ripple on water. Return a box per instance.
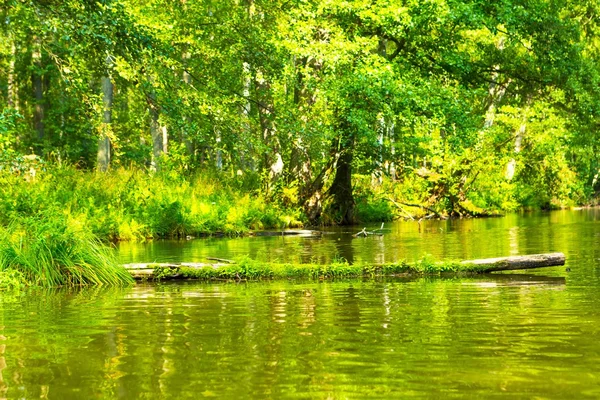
[4,210,600,398]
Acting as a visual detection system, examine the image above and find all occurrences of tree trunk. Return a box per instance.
[372,38,387,186]
[387,121,396,179]
[329,136,355,225]
[181,51,195,158]
[255,73,281,189]
[289,57,325,223]
[240,61,255,172]
[215,128,222,170]
[461,252,566,272]
[8,38,17,110]
[483,38,509,130]
[32,37,45,148]
[150,106,166,171]
[372,114,385,186]
[506,99,530,181]
[506,120,525,181]
[97,57,113,172]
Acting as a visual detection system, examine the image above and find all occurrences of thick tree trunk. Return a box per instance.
[97,63,113,172]
[32,37,45,147]
[291,137,322,223]
[329,142,355,225]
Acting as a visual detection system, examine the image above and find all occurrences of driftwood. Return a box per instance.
[461,252,565,272]
[253,230,322,237]
[354,223,385,237]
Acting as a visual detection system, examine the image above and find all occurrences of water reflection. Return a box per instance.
[0,269,596,399]
[2,210,600,398]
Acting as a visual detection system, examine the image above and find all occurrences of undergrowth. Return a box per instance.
[0,165,304,241]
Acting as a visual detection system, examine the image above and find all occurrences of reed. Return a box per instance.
[0,217,134,287]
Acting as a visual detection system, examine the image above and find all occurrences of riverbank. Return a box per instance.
[2,164,587,243]
[0,163,581,288]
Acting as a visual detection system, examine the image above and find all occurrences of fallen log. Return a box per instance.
[252,230,321,237]
[123,252,566,281]
[123,262,227,280]
[460,252,565,272]
[122,262,227,270]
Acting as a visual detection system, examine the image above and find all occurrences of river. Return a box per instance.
[1,209,599,398]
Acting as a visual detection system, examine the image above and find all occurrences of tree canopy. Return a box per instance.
[2,0,600,223]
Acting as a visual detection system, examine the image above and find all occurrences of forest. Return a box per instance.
[2,0,600,238]
[2,3,600,396]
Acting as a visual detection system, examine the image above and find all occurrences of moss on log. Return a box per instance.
[123,253,566,281]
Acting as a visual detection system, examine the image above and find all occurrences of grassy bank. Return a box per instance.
[0,164,305,287]
[0,165,304,242]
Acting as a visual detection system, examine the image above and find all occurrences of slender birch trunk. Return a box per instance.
[506,104,528,180]
[32,37,45,147]
[8,38,17,110]
[150,105,166,171]
[97,56,114,172]
[182,51,195,158]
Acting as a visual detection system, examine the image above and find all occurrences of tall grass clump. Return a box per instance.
[0,217,134,287]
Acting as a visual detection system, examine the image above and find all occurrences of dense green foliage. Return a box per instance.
[0,165,302,241]
[1,0,600,226]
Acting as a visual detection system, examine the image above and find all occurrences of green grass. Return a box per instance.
[0,165,304,241]
[0,217,134,287]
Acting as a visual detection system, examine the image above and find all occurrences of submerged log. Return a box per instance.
[123,252,566,280]
[252,230,321,237]
[123,262,226,270]
[461,252,565,272]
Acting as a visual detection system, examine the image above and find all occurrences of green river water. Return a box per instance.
[2,210,600,399]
